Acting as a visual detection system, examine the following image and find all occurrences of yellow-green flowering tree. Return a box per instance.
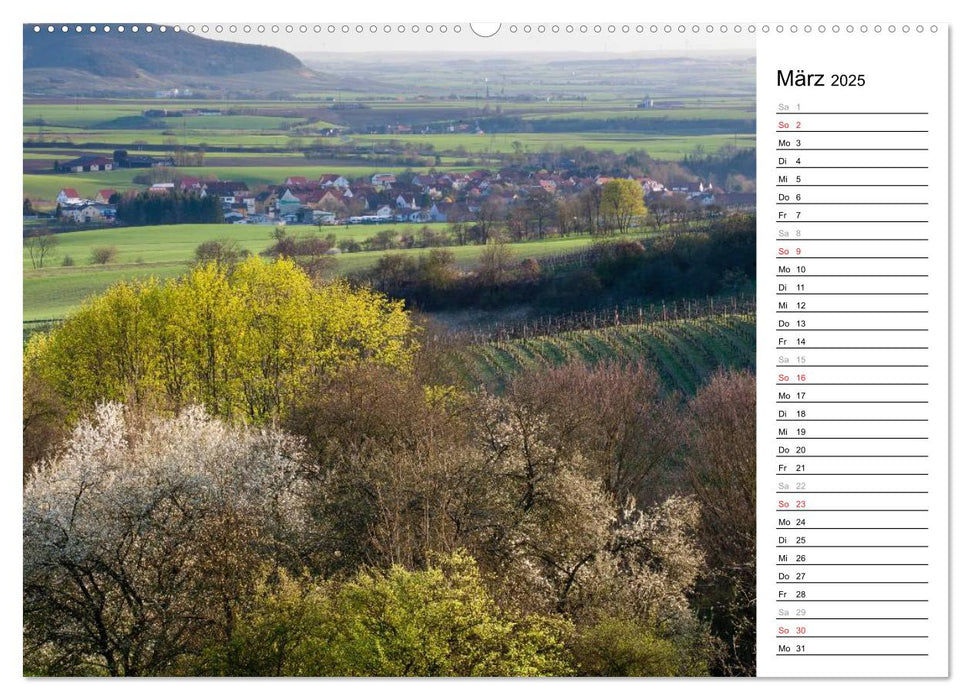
[25,257,415,425]
[601,179,648,235]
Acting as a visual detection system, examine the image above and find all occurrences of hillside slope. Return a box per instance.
[452,313,756,395]
[24,25,301,77]
[23,25,348,96]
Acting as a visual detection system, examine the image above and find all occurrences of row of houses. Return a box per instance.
[48,165,753,227]
[55,188,118,223]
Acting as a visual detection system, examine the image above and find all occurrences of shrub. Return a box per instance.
[570,617,708,677]
[89,245,118,265]
[194,239,244,269]
[202,553,574,677]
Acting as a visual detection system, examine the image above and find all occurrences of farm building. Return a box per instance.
[59,155,112,173]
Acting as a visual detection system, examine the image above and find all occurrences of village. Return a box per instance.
[47,151,755,229]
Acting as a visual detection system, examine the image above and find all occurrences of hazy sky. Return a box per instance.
[171,23,755,56]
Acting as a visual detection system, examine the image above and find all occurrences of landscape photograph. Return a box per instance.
[22,24,756,677]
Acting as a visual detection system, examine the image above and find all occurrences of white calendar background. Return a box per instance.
[755,27,949,677]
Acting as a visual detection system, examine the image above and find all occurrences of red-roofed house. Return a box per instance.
[57,188,82,205]
[371,173,396,188]
[95,189,117,204]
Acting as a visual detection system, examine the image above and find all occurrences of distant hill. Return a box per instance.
[24,25,302,77]
[23,25,345,97]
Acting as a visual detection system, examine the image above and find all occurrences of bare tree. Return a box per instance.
[25,233,59,269]
[473,196,505,243]
[685,369,756,675]
[477,237,513,285]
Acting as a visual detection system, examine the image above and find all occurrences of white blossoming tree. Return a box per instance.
[23,404,314,676]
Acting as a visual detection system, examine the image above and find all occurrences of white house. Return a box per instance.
[277,189,303,216]
[428,203,448,223]
[319,175,350,188]
[395,195,419,210]
[61,202,114,223]
[371,173,396,188]
[56,188,82,206]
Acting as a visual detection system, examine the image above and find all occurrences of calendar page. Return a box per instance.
[18,19,950,683]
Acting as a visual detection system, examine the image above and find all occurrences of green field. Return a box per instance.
[455,314,756,395]
[24,57,755,324]
[342,132,755,158]
[24,128,753,167]
[25,78,755,204]
[23,149,307,161]
[24,224,599,322]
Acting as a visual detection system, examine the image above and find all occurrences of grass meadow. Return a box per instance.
[24,223,598,321]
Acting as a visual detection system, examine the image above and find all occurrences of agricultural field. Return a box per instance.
[24,54,755,207]
[342,132,755,158]
[23,223,600,322]
[454,312,756,395]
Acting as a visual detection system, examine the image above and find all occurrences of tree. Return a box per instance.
[472,196,505,244]
[285,364,476,573]
[504,203,531,241]
[22,359,69,478]
[578,184,603,236]
[115,190,222,226]
[202,553,574,677]
[601,179,647,235]
[417,248,458,290]
[23,404,314,676]
[556,197,582,237]
[363,229,399,251]
[448,220,469,246]
[523,188,558,239]
[284,360,711,651]
[24,257,415,424]
[194,239,244,270]
[371,252,418,289]
[25,233,59,269]
[685,369,756,675]
[466,391,707,624]
[504,361,679,504]
[418,225,450,248]
[263,230,338,280]
[477,237,513,285]
[23,198,35,216]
